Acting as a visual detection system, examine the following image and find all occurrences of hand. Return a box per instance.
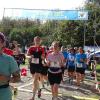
[41,54,45,60]
[0,75,9,82]
[31,55,34,58]
[80,59,84,62]
[59,62,64,67]
[10,71,21,83]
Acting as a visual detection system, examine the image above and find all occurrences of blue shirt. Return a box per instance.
[62,51,68,67]
[67,53,76,67]
[0,53,19,100]
[62,51,68,59]
[76,53,87,68]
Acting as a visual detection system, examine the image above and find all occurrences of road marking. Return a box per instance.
[17,82,33,89]
[18,88,99,100]
[73,96,99,100]
[18,88,33,93]
[17,80,99,100]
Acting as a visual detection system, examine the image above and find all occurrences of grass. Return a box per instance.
[96,64,100,81]
[96,64,100,72]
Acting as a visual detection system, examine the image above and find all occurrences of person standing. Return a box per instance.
[46,41,64,100]
[0,32,20,100]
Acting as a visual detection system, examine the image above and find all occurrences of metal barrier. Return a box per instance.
[91,60,100,93]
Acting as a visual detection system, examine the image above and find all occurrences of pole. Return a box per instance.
[83,21,86,49]
[2,8,5,20]
[93,3,97,55]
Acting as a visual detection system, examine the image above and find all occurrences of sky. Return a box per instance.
[0,0,86,19]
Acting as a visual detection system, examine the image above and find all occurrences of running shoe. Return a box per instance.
[38,89,41,98]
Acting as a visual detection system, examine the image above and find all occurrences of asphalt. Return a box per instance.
[11,68,100,100]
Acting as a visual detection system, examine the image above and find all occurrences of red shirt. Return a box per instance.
[3,48,13,56]
[28,46,45,64]
[28,46,45,55]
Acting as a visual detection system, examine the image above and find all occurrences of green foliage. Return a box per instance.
[0,3,100,47]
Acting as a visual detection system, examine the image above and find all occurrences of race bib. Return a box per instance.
[69,56,74,61]
[51,61,60,68]
[76,62,83,68]
[31,58,39,64]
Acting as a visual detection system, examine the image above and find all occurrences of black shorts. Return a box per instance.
[61,67,65,74]
[68,66,75,72]
[76,67,85,74]
[48,71,62,85]
[41,66,48,75]
[30,63,42,74]
[64,64,68,70]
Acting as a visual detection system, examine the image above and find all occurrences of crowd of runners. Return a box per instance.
[0,32,97,100]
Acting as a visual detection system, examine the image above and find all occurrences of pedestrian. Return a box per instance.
[0,32,20,100]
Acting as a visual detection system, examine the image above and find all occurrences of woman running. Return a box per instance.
[75,47,87,86]
[46,41,64,100]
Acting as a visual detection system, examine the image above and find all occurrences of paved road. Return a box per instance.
[11,68,100,100]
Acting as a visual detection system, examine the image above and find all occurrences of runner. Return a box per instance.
[67,48,76,84]
[61,46,68,82]
[27,36,45,100]
[75,47,87,86]
[12,41,22,67]
[86,50,91,69]
[46,41,64,100]
[40,46,49,88]
[0,32,20,100]
[3,46,13,56]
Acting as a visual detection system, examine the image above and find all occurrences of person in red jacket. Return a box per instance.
[3,47,13,56]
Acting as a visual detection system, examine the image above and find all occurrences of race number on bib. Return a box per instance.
[76,62,83,68]
[51,61,60,68]
[69,55,74,61]
[31,58,39,64]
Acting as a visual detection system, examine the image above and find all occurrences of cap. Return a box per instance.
[0,32,5,43]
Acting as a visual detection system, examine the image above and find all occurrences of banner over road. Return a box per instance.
[4,8,88,20]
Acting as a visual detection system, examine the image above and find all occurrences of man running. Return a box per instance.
[27,36,45,100]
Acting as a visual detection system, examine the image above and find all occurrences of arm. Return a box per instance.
[10,70,20,83]
[0,75,9,82]
[9,56,20,83]
[59,53,65,67]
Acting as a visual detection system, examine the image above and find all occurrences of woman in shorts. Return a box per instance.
[75,47,87,86]
[67,48,76,84]
[46,41,64,100]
